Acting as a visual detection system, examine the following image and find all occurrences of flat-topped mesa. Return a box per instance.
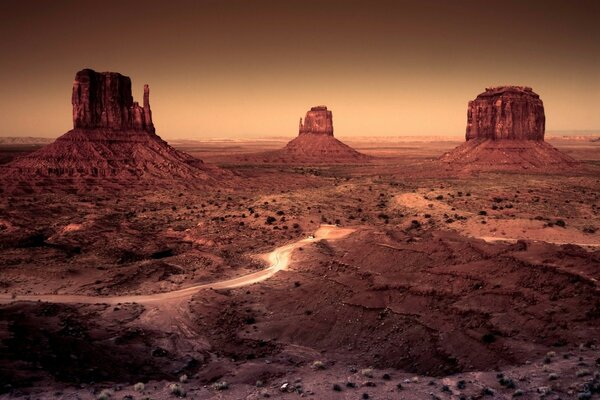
[299,105,334,136]
[72,69,155,133]
[466,86,545,141]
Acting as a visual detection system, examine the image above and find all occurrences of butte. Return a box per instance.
[2,69,222,189]
[263,106,368,164]
[440,86,577,171]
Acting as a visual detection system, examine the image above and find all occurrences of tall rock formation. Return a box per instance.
[440,86,576,171]
[466,86,545,141]
[72,69,155,133]
[2,69,223,188]
[299,106,334,136]
[277,106,368,163]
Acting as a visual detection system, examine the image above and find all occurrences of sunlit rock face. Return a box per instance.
[298,106,334,136]
[466,86,545,141]
[72,69,155,133]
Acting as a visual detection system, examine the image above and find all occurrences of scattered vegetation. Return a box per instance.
[360,368,374,378]
[168,383,186,397]
[212,381,229,391]
[96,389,113,400]
[133,382,145,392]
[311,360,326,370]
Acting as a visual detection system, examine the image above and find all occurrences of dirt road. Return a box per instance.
[0,224,355,305]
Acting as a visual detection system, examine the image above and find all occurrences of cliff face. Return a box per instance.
[466,86,545,141]
[72,69,155,133]
[299,106,334,136]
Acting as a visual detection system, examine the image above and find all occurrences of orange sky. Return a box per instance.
[0,0,598,139]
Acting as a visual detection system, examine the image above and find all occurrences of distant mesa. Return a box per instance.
[3,69,221,186]
[278,106,368,163]
[440,86,577,171]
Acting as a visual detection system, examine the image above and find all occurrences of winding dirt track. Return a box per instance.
[0,225,355,305]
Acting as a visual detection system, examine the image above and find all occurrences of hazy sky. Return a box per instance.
[0,0,598,139]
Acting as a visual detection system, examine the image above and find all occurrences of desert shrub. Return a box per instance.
[133,382,145,392]
[311,360,326,370]
[97,389,113,400]
[333,383,342,391]
[168,383,186,397]
[212,381,229,390]
[478,210,487,216]
[265,216,276,224]
[482,332,496,343]
[576,369,591,377]
[361,368,374,378]
[555,219,566,228]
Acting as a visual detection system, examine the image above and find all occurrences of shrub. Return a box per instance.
[311,360,326,370]
[212,381,229,391]
[478,210,487,216]
[555,220,566,228]
[360,368,374,378]
[265,216,276,224]
[482,333,496,343]
[168,383,186,397]
[133,382,145,392]
[97,389,113,400]
[333,383,342,391]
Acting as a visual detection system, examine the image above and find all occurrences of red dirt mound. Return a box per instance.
[439,139,578,171]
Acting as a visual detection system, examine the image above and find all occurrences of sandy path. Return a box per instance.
[0,224,355,305]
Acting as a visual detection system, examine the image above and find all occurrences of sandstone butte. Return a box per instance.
[281,106,368,163]
[440,86,577,170]
[3,69,221,184]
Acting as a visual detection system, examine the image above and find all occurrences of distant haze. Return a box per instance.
[0,0,598,139]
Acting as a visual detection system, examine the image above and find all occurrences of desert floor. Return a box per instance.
[0,137,599,399]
